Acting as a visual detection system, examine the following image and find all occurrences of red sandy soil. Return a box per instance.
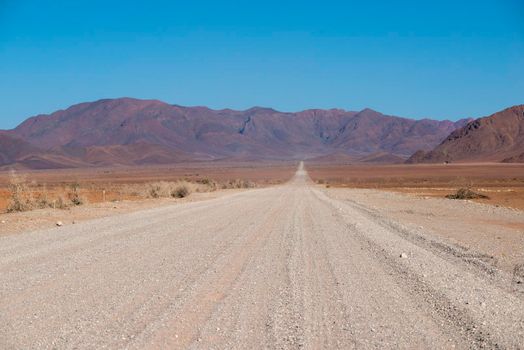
[0,162,298,212]
[306,162,524,211]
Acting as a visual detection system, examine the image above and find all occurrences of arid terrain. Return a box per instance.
[307,162,524,211]
[0,162,296,210]
[0,163,523,349]
[2,1,522,348]
[0,162,297,235]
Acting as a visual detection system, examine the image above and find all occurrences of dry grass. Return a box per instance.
[144,181,194,199]
[0,162,296,213]
[6,172,33,212]
[445,188,489,200]
[220,179,256,189]
[0,171,261,214]
[6,172,89,212]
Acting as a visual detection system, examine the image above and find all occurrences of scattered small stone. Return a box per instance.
[400,253,408,259]
[1,220,5,224]
[56,221,63,227]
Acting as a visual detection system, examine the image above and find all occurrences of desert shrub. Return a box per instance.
[120,179,229,200]
[171,182,191,198]
[35,188,52,208]
[144,181,194,199]
[68,183,87,206]
[446,188,489,200]
[147,182,170,198]
[5,172,88,212]
[221,179,256,189]
[52,194,71,209]
[6,172,34,212]
[196,178,218,192]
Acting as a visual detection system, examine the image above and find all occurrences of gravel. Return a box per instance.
[0,164,523,349]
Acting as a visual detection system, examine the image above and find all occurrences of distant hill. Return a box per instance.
[407,105,524,163]
[305,153,358,164]
[0,132,84,170]
[1,98,471,169]
[357,152,406,164]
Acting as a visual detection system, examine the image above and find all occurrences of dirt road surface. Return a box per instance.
[1,163,523,349]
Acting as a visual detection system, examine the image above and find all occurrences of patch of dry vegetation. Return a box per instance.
[2,171,258,214]
[220,179,256,189]
[445,188,489,200]
[6,172,33,212]
[6,172,88,212]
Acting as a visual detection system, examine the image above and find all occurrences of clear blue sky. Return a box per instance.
[0,0,523,128]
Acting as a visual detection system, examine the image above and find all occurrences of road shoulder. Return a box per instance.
[0,189,247,237]
[321,186,524,280]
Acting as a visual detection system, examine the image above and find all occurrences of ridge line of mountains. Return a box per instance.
[1,98,522,169]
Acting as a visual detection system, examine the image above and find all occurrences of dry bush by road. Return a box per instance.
[6,172,33,212]
[2,172,258,214]
[221,179,256,189]
[6,172,88,212]
[446,188,489,200]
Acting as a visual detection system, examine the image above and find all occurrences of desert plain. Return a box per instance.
[0,161,523,348]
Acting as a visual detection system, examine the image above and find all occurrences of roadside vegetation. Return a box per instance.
[445,188,489,200]
[3,171,256,213]
[6,172,88,212]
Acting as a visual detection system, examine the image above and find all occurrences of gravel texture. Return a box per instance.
[1,163,523,349]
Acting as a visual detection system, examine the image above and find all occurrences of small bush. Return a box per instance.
[147,182,170,198]
[68,183,87,206]
[52,194,71,209]
[5,172,87,212]
[6,172,34,212]
[446,188,489,200]
[144,181,193,199]
[221,179,256,189]
[171,183,191,198]
[35,189,52,208]
[196,178,218,192]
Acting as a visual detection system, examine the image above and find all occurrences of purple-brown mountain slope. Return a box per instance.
[3,98,470,168]
[407,105,524,163]
[0,132,86,169]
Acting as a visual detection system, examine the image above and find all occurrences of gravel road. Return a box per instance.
[1,163,523,349]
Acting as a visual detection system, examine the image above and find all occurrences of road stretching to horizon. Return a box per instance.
[1,162,523,349]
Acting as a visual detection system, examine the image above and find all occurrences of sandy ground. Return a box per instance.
[322,187,524,283]
[0,190,242,236]
[307,162,524,210]
[0,164,523,349]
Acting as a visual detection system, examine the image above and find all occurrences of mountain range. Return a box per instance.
[0,98,520,169]
[407,105,524,163]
